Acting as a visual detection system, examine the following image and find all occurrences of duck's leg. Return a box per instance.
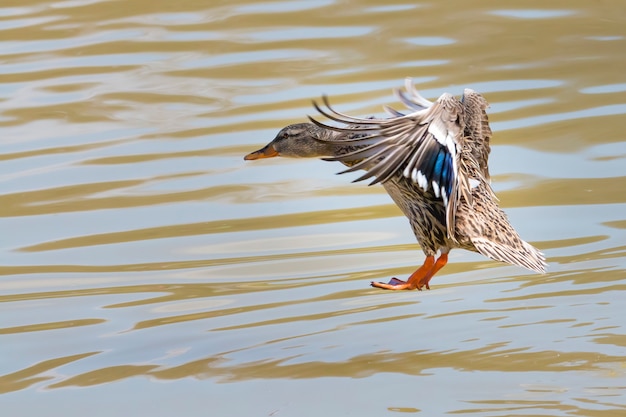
[417,252,448,290]
[371,253,448,291]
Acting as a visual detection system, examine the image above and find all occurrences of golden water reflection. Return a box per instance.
[1,0,626,416]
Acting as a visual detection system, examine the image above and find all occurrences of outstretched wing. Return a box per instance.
[309,91,466,238]
[461,88,492,182]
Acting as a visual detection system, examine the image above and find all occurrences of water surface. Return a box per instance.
[1,0,626,416]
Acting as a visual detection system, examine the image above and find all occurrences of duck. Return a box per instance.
[244,79,547,290]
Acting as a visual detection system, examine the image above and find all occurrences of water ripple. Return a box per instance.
[1,1,625,416]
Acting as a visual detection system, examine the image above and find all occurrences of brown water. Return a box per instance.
[1,1,626,416]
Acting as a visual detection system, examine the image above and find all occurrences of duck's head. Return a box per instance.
[244,123,335,160]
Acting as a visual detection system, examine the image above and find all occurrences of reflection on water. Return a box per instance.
[1,0,625,416]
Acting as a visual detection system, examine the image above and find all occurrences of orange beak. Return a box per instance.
[243,143,279,160]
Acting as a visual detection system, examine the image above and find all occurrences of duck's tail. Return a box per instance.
[471,236,547,274]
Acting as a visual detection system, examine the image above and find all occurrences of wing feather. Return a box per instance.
[310,89,465,238]
[461,89,492,182]
[394,77,435,110]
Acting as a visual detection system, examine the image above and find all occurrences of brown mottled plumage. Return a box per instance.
[244,79,547,290]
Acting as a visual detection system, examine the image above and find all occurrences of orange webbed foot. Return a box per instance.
[370,253,448,292]
[370,278,420,291]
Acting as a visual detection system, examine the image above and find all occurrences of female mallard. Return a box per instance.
[244,79,546,290]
